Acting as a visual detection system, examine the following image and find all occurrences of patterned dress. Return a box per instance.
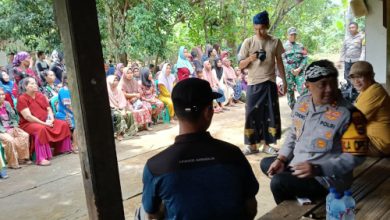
[119,78,152,127]
[140,85,164,120]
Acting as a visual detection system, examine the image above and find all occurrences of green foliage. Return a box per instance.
[0,0,61,53]
[126,0,191,62]
[0,0,362,66]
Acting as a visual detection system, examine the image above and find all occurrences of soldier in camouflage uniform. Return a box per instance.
[282,27,308,109]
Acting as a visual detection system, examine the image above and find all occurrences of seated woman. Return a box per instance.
[0,88,31,169]
[0,70,16,108]
[350,61,390,156]
[234,67,246,103]
[42,70,59,100]
[176,46,194,81]
[203,60,225,113]
[17,77,72,166]
[157,63,176,122]
[55,76,78,152]
[114,63,125,79]
[119,67,152,131]
[107,75,137,141]
[42,70,60,113]
[222,57,237,106]
[12,51,43,97]
[140,68,164,123]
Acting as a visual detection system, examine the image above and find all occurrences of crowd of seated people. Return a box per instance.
[0,45,249,178]
[0,50,79,178]
[104,45,248,139]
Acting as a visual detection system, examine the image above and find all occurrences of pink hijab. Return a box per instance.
[222,58,236,80]
[106,75,127,109]
[203,60,219,88]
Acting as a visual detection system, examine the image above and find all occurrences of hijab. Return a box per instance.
[13,51,30,67]
[51,50,64,64]
[220,51,229,60]
[203,60,218,88]
[0,71,14,94]
[118,68,139,94]
[141,67,152,88]
[158,63,175,93]
[115,63,124,78]
[176,46,194,74]
[106,75,127,109]
[222,58,236,80]
[214,58,223,80]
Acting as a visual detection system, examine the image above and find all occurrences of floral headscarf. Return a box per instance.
[13,51,30,67]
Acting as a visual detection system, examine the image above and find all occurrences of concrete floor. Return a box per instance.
[0,94,292,220]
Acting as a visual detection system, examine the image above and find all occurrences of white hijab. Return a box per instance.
[158,63,176,93]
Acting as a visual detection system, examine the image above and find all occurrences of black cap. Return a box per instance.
[172,78,222,113]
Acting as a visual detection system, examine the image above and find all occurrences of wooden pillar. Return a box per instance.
[53,1,125,219]
[387,0,390,93]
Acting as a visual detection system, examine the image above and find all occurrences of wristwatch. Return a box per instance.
[275,157,287,164]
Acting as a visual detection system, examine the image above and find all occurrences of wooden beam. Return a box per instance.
[53,0,125,219]
[384,0,387,28]
[387,0,390,93]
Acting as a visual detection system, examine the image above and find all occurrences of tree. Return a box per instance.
[0,0,61,53]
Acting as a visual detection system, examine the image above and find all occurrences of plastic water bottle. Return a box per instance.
[329,193,346,220]
[343,190,356,220]
[326,188,337,220]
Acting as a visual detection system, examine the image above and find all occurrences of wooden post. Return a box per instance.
[387,0,390,93]
[53,0,125,219]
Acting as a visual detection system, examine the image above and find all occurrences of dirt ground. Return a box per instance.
[0,96,292,220]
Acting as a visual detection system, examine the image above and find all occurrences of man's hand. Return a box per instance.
[291,161,315,178]
[248,53,257,62]
[267,159,285,177]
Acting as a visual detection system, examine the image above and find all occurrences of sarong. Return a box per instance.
[244,81,281,145]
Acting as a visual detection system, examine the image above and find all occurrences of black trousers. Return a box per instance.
[260,157,328,204]
[344,61,355,87]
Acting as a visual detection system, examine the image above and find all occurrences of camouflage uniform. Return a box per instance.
[283,40,308,109]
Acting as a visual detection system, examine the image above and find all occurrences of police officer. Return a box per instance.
[260,60,367,204]
[283,27,308,109]
[338,22,365,87]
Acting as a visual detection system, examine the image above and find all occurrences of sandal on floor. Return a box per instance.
[262,145,279,155]
[38,160,51,166]
[242,145,260,155]
[19,159,33,165]
[9,165,21,169]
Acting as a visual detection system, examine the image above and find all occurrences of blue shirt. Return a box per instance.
[55,86,74,128]
[142,132,259,220]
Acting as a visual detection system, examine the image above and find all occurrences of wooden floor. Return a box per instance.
[258,157,390,220]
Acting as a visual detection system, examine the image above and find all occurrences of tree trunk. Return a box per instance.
[202,1,209,43]
[119,53,127,65]
[242,0,248,39]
